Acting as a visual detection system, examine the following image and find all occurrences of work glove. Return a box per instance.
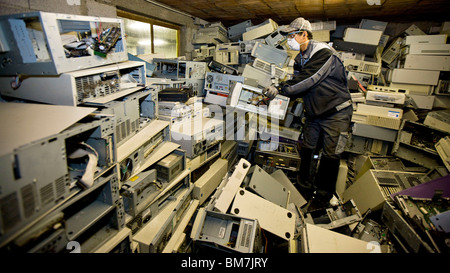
[262,85,279,100]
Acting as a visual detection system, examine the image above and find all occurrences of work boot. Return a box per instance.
[296,147,315,197]
[306,191,332,212]
[296,174,314,200]
[314,156,340,199]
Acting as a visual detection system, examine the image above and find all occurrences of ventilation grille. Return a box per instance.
[21,184,36,218]
[55,176,67,198]
[382,49,399,64]
[363,63,381,74]
[0,192,21,234]
[366,116,401,130]
[377,177,398,186]
[76,75,120,103]
[253,59,286,79]
[39,183,54,207]
[240,222,253,248]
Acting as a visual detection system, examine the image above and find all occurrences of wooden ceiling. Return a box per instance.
[151,0,450,27]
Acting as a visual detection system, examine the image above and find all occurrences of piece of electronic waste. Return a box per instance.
[170,117,224,158]
[359,19,388,32]
[343,28,383,46]
[213,158,251,213]
[265,28,287,48]
[158,87,193,103]
[203,72,245,106]
[254,140,301,172]
[394,195,449,253]
[125,168,190,234]
[228,82,290,120]
[239,40,259,54]
[0,104,117,247]
[117,119,170,182]
[191,208,263,253]
[58,171,126,253]
[435,80,450,96]
[214,42,240,65]
[231,188,296,240]
[389,82,433,96]
[207,59,239,75]
[270,169,307,208]
[336,51,365,61]
[343,59,381,75]
[423,110,450,133]
[404,43,450,55]
[228,20,253,41]
[393,119,448,169]
[0,11,127,76]
[311,30,331,42]
[251,41,290,68]
[342,169,428,214]
[400,55,450,71]
[252,58,288,82]
[122,169,158,217]
[242,18,278,41]
[192,45,215,61]
[310,21,336,31]
[365,90,406,105]
[132,181,193,252]
[352,104,403,130]
[354,156,408,182]
[381,201,434,253]
[404,34,448,45]
[153,59,207,80]
[247,165,290,208]
[192,158,228,205]
[352,122,398,143]
[403,24,426,36]
[332,39,378,57]
[241,64,273,88]
[436,136,450,171]
[304,200,362,230]
[193,24,228,45]
[155,152,184,182]
[381,37,404,64]
[301,223,380,253]
[96,89,157,147]
[0,61,146,106]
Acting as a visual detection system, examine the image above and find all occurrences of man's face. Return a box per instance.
[295,31,308,45]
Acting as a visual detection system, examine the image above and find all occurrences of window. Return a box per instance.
[122,18,152,56]
[118,10,179,58]
[153,25,178,59]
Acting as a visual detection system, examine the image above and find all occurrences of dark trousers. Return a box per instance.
[299,106,352,198]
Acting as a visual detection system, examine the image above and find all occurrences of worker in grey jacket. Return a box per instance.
[263,17,353,211]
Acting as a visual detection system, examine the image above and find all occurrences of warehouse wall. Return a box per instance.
[0,0,197,58]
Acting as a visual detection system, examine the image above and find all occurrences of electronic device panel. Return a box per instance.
[117,120,170,182]
[170,117,224,158]
[0,12,127,75]
[251,41,290,68]
[191,208,263,253]
[254,140,301,172]
[228,82,290,120]
[203,72,245,106]
[0,61,146,106]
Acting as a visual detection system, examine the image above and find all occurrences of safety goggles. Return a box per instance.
[287,31,300,39]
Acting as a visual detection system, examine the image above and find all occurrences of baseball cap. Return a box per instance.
[280,17,312,35]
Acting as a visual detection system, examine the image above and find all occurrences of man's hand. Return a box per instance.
[262,85,279,100]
